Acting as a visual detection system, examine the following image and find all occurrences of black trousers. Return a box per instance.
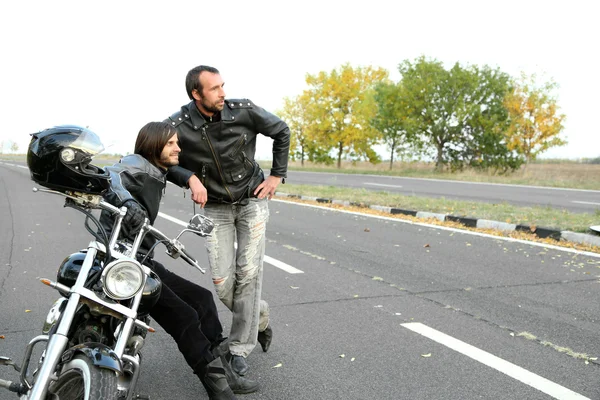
[145,259,224,371]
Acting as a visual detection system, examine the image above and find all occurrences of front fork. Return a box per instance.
[25,247,99,400]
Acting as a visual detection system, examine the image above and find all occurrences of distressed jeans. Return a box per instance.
[204,197,270,357]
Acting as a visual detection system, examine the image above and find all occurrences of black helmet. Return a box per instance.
[27,125,110,194]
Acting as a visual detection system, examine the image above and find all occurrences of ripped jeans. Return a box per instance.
[204,197,270,357]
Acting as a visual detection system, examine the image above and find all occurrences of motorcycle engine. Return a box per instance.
[77,323,104,343]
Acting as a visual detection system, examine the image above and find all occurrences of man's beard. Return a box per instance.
[201,97,223,113]
[160,155,179,167]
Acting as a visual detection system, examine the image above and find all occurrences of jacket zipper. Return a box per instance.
[229,133,247,158]
[242,151,254,169]
[201,165,206,185]
[203,125,234,202]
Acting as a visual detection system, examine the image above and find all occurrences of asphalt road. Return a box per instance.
[3,159,600,214]
[1,162,600,399]
[287,170,600,214]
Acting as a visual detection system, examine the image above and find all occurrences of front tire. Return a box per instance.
[47,355,118,400]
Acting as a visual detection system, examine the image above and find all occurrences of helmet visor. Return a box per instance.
[70,129,105,156]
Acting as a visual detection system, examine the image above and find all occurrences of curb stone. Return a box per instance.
[275,192,600,250]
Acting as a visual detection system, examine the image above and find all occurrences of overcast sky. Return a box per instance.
[0,0,596,160]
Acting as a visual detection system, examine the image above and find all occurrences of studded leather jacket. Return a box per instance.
[166,99,290,205]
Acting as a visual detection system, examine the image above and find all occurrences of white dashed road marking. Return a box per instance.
[363,182,403,188]
[157,212,304,274]
[572,200,600,206]
[402,323,590,400]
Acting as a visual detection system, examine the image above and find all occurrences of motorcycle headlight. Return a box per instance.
[101,259,144,300]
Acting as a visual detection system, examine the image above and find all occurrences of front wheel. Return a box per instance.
[46,355,118,400]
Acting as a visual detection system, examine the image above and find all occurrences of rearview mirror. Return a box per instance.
[188,214,215,236]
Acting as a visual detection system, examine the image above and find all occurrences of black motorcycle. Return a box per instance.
[0,187,214,400]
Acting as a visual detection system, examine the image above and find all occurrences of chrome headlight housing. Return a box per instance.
[101,258,144,300]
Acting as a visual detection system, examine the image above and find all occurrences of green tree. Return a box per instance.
[399,56,521,171]
[372,81,419,170]
[10,141,19,153]
[504,73,566,163]
[304,64,388,168]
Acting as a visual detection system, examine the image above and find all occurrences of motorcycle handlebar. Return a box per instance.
[145,225,206,274]
[33,188,207,274]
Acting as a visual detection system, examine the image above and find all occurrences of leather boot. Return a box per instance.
[213,341,259,394]
[196,357,237,400]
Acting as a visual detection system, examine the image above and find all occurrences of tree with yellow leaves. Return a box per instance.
[303,64,389,168]
[504,73,567,163]
[277,93,331,165]
[277,95,308,165]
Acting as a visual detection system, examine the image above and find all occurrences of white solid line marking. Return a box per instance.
[401,323,590,400]
[363,182,403,188]
[157,212,304,274]
[272,199,600,258]
[572,201,600,206]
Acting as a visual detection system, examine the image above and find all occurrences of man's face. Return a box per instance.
[193,72,225,115]
[158,134,180,168]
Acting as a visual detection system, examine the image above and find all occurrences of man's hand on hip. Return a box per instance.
[254,175,281,200]
[188,174,208,207]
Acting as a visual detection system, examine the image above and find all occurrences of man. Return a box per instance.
[167,65,290,375]
[99,121,259,400]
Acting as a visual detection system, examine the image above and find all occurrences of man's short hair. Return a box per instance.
[134,121,177,167]
[186,65,220,100]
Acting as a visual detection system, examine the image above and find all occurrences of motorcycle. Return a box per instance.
[0,186,214,400]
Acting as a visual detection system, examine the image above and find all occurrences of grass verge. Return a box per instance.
[279,183,600,234]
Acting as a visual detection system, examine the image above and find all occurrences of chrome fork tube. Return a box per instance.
[113,290,143,358]
[27,247,98,400]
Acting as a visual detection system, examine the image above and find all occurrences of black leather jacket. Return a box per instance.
[99,154,167,253]
[166,99,290,205]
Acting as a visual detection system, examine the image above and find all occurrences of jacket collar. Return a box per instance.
[187,100,235,128]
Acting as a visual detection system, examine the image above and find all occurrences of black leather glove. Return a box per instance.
[121,199,147,239]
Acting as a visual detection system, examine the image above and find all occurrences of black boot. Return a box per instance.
[213,341,259,394]
[197,357,237,400]
[257,325,273,352]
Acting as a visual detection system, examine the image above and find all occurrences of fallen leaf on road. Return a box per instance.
[423,244,430,248]
[421,353,432,358]
[273,363,282,368]
[339,354,345,358]
[25,310,31,313]
[351,357,355,361]
[0,335,5,339]
[364,228,370,232]
[289,286,299,289]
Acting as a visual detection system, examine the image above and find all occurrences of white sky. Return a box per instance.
[0,0,596,160]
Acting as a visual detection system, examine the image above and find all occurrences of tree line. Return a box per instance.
[277,56,566,172]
